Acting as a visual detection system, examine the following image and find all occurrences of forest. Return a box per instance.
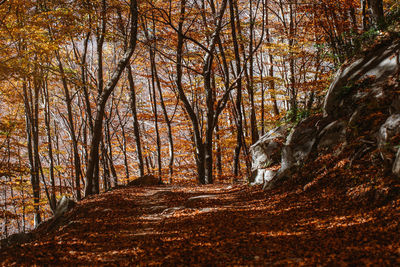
[0,0,400,261]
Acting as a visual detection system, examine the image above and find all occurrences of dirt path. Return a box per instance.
[1,184,399,265]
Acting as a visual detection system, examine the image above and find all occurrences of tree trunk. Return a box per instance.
[85,0,138,196]
[56,52,82,200]
[127,66,145,177]
[248,0,259,144]
[369,0,385,28]
[22,78,41,227]
[175,0,205,184]
[42,79,56,211]
[144,18,163,183]
[230,0,243,180]
[289,0,298,122]
[148,14,175,182]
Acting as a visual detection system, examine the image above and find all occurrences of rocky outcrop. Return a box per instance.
[253,38,400,190]
[324,40,400,118]
[393,148,400,177]
[377,114,400,150]
[263,116,330,189]
[249,126,288,184]
[317,120,347,153]
[40,196,76,234]
[54,196,76,219]
[250,126,288,170]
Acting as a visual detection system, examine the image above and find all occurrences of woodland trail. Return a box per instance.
[1,184,399,266]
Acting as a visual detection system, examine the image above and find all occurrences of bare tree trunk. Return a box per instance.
[175,0,206,184]
[104,113,118,187]
[154,62,175,183]
[149,74,162,181]
[144,18,162,183]
[148,13,175,182]
[369,0,384,28]
[127,66,145,177]
[204,0,228,185]
[56,52,82,200]
[22,78,41,227]
[116,110,130,183]
[230,0,244,180]
[101,140,111,191]
[248,0,259,144]
[289,0,298,122]
[42,78,56,211]
[85,0,138,196]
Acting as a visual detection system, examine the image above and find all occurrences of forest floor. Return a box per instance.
[1,180,399,266]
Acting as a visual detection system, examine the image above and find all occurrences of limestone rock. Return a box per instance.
[324,40,400,118]
[393,147,400,177]
[286,119,319,166]
[250,126,288,171]
[251,169,275,185]
[263,117,322,189]
[54,196,76,218]
[317,120,347,152]
[377,114,400,152]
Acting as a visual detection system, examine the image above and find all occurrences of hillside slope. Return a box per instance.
[0,183,399,265]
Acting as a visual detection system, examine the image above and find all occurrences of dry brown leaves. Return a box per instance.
[0,180,399,266]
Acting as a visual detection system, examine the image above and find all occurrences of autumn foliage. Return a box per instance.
[0,0,399,260]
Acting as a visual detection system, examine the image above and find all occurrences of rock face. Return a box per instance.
[252,38,400,189]
[44,196,76,233]
[317,120,347,152]
[377,114,400,151]
[285,118,318,166]
[324,40,400,118]
[251,169,276,185]
[250,126,288,170]
[54,196,76,218]
[249,126,287,184]
[263,116,330,189]
[393,148,400,177]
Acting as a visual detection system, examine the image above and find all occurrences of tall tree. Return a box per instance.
[85,0,138,196]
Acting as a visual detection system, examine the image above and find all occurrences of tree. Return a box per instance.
[369,0,385,28]
[85,0,138,196]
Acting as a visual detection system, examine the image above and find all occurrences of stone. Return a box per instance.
[317,120,347,152]
[251,169,276,185]
[187,195,218,201]
[324,40,400,118]
[377,114,400,151]
[263,117,321,189]
[390,95,400,114]
[286,121,318,166]
[54,196,76,218]
[393,147,400,177]
[250,126,288,171]
[162,207,184,215]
